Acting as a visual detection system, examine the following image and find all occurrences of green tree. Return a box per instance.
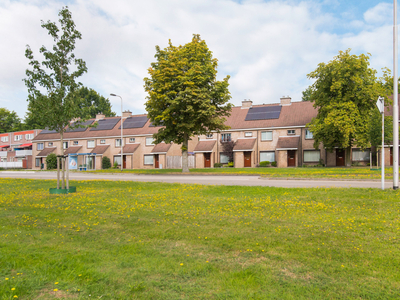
[46,153,57,170]
[76,87,116,118]
[301,86,313,102]
[24,7,87,186]
[306,49,383,166]
[0,108,23,133]
[102,156,111,169]
[144,34,232,172]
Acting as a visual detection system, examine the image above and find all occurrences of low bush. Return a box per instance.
[214,163,223,168]
[113,161,119,169]
[259,161,270,167]
[271,161,277,167]
[46,153,57,170]
[102,156,111,169]
[227,162,234,167]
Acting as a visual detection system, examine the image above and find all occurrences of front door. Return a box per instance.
[336,149,345,166]
[123,155,126,169]
[244,151,251,167]
[204,153,211,168]
[287,150,296,167]
[154,154,159,168]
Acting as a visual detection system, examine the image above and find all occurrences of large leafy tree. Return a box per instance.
[306,49,383,166]
[144,34,232,172]
[0,108,23,133]
[24,7,87,187]
[24,6,87,156]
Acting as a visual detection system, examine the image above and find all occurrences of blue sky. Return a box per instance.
[0,0,398,119]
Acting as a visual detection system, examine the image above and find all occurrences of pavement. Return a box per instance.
[0,171,396,189]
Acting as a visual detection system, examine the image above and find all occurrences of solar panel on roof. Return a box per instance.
[149,120,164,127]
[66,120,94,132]
[90,118,120,131]
[119,116,148,129]
[245,106,282,121]
[40,128,57,134]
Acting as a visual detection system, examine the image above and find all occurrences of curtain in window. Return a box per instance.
[304,150,320,162]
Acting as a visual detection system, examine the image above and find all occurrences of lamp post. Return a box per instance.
[110,93,123,171]
[393,0,399,189]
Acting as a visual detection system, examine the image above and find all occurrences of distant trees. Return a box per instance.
[76,87,116,118]
[0,108,22,133]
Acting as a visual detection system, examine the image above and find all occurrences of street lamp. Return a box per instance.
[110,93,123,171]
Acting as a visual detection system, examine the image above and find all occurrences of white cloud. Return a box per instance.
[0,0,396,119]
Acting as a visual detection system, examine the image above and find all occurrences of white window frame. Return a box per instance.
[261,131,273,141]
[220,153,229,164]
[221,133,231,142]
[304,150,320,163]
[287,130,295,135]
[63,142,68,149]
[1,136,8,142]
[113,155,121,166]
[14,135,22,141]
[129,138,136,143]
[206,133,213,139]
[100,139,106,144]
[25,133,34,140]
[146,137,154,146]
[73,141,79,145]
[35,158,41,167]
[115,139,122,147]
[305,129,314,139]
[245,132,253,137]
[48,142,53,147]
[144,154,154,165]
[37,143,44,151]
[352,149,370,162]
[87,140,95,148]
[260,151,275,162]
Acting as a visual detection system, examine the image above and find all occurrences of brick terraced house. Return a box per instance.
[30,97,373,170]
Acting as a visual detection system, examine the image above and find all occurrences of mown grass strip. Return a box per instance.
[0,179,399,299]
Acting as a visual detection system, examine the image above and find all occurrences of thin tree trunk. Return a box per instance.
[60,131,65,189]
[182,133,189,173]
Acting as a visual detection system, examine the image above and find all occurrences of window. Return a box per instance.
[25,133,34,140]
[100,139,106,144]
[305,129,313,139]
[87,140,95,148]
[113,155,121,166]
[144,155,154,165]
[261,131,273,141]
[1,136,8,142]
[220,153,229,164]
[63,142,68,149]
[146,137,154,146]
[245,132,252,137]
[352,149,370,162]
[221,133,231,142]
[206,133,213,139]
[115,139,122,147]
[14,135,22,141]
[37,143,44,151]
[35,158,41,167]
[287,130,295,135]
[129,138,136,143]
[260,151,275,162]
[73,141,79,145]
[304,150,320,162]
[48,142,53,147]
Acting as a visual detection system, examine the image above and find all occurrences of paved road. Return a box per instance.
[0,171,395,189]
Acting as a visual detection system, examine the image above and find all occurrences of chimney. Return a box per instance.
[122,110,132,118]
[241,99,253,109]
[280,96,291,106]
[95,113,105,121]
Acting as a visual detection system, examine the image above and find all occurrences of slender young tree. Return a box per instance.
[144,34,232,172]
[24,7,87,185]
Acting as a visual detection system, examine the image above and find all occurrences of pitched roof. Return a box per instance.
[118,143,140,154]
[36,147,56,157]
[64,146,82,154]
[91,145,110,154]
[151,143,172,154]
[194,140,216,152]
[233,138,257,151]
[276,136,300,149]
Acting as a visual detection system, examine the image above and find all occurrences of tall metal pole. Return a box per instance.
[394,0,399,189]
[110,94,123,171]
[382,99,385,190]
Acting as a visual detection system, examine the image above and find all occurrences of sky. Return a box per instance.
[0,0,397,119]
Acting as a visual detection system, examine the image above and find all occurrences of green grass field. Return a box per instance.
[92,166,390,180]
[1,178,399,299]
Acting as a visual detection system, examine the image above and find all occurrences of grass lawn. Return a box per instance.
[1,179,399,299]
[92,166,391,180]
